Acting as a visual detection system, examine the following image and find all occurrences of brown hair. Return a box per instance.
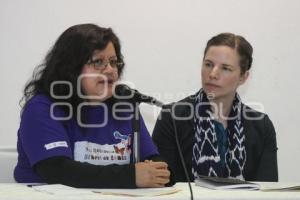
[203,33,253,74]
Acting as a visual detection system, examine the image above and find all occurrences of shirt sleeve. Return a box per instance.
[35,156,136,188]
[19,97,73,166]
[152,106,178,176]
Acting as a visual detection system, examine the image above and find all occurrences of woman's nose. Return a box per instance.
[101,63,116,74]
[209,66,220,79]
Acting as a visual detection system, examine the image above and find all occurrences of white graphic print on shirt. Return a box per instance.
[74,131,132,165]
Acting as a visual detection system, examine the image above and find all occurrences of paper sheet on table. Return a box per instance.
[91,187,181,196]
[32,184,94,195]
[0,183,38,195]
[258,182,300,191]
[32,184,181,197]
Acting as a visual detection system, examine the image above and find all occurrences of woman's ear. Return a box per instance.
[239,71,249,85]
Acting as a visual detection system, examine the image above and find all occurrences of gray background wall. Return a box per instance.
[1,0,299,181]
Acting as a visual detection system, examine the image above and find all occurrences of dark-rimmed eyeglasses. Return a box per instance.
[87,57,124,71]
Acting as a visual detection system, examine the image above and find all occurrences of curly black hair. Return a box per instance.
[21,24,125,112]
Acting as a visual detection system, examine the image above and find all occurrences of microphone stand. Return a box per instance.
[115,84,193,200]
[132,102,140,163]
[132,96,163,163]
[169,104,194,200]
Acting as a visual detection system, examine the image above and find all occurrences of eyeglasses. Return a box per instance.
[87,57,124,71]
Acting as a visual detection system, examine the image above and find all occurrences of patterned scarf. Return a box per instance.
[192,89,246,180]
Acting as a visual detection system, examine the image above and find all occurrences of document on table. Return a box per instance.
[258,182,300,191]
[32,184,94,195]
[195,175,300,192]
[91,187,181,197]
[195,176,260,190]
[32,184,181,197]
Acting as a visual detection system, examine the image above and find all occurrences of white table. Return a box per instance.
[0,182,299,200]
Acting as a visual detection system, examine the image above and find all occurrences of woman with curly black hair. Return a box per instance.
[14,24,171,188]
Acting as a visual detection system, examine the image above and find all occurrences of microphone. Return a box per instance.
[114,84,194,199]
[113,84,163,163]
[114,84,164,107]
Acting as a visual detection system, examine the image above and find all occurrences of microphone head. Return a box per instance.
[113,84,164,107]
[114,84,136,100]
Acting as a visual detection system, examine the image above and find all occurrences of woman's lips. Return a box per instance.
[205,83,221,89]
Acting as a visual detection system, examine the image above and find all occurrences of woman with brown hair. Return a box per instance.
[153,33,278,182]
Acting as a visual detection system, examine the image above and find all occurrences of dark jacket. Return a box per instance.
[152,94,278,182]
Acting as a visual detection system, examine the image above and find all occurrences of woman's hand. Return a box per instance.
[135,161,170,188]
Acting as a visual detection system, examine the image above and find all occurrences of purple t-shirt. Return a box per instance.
[14,95,158,183]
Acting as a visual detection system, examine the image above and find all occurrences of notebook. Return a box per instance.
[195,175,300,191]
[195,175,259,190]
